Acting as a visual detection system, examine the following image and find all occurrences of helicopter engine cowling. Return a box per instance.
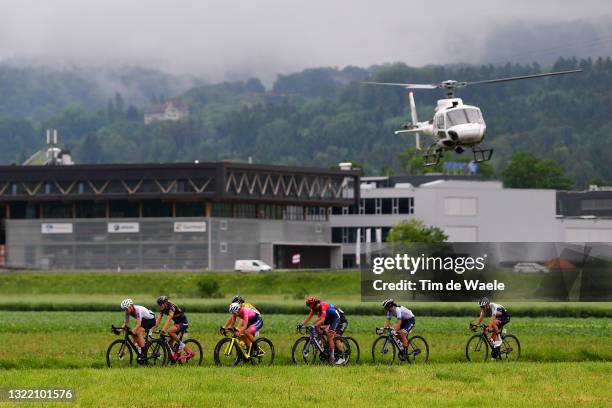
[440,123,486,148]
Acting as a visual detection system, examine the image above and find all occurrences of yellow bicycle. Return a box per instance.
[213,327,275,366]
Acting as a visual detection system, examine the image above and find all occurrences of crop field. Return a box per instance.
[1,271,611,406]
[1,312,611,369]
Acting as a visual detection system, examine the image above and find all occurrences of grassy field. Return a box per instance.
[1,312,611,369]
[1,363,610,407]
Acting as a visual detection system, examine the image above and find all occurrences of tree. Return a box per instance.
[501,151,573,190]
[386,219,448,244]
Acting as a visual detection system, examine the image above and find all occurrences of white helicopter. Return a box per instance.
[364,69,582,166]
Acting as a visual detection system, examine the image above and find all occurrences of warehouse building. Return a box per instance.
[331,176,612,268]
[0,162,359,270]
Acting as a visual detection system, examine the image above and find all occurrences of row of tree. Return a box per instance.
[0,57,610,189]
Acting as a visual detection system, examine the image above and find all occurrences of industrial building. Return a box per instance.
[331,176,612,268]
[0,162,360,270]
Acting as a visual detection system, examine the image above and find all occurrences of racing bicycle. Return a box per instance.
[106,325,168,367]
[371,327,429,365]
[213,327,275,366]
[466,323,521,362]
[291,325,352,365]
[156,330,203,366]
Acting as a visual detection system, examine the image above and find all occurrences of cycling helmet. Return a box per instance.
[120,298,133,310]
[478,297,490,308]
[232,295,244,304]
[156,295,168,306]
[305,296,318,308]
[229,302,240,314]
[382,298,395,309]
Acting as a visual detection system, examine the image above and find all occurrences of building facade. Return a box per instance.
[331,176,612,268]
[0,162,359,270]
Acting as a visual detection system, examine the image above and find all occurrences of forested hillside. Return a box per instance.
[0,57,610,188]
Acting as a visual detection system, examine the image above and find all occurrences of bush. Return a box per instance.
[197,279,221,298]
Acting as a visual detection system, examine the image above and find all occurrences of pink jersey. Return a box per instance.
[238,306,258,322]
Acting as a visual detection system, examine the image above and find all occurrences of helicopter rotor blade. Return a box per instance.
[361,81,438,89]
[464,69,582,86]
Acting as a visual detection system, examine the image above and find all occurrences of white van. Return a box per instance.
[234,260,272,272]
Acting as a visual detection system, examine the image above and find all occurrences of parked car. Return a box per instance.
[234,260,272,272]
[513,262,550,273]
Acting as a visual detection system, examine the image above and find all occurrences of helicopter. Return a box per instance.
[364,69,582,166]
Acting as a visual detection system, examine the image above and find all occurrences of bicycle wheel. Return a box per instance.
[406,336,429,364]
[214,338,241,366]
[251,338,275,366]
[498,335,521,361]
[466,335,489,362]
[371,336,396,365]
[344,336,361,363]
[291,337,312,365]
[106,339,133,368]
[146,339,169,366]
[179,339,203,366]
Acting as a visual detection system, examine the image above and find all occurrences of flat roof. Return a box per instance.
[0,161,360,206]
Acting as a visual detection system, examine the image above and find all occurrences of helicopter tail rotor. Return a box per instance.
[408,91,421,150]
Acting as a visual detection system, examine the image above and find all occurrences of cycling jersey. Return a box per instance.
[125,305,155,324]
[242,302,260,315]
[160,301,186,323]
[386,306,414,321]
[316,301,337,319]
[238,306,260,323]
[489,303,508,318]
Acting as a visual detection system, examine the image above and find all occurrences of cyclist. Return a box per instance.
[378,299,415,355]
[472,297,510,357]
[120,298,155,360]
[222,302,263,352]
[223,295,260,328]
[155,296,193,361]
[298,296,346,365]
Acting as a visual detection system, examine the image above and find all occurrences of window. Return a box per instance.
[332,227,342,243]
[359,199,365,215]
[435,114,445,129]
[42,202,73,218]
[175,203,204,217]
[398,198,414,214]
[382,198,392,214]
[375,198,382,215]
[581,199,612,211]
[284,206,304,221]
[142,200,172,217]
[220,242,228,253]
[220,220,228,230]
[212,203,232,218]
[392,198,399,214]
[110,200,139,218]
[364,199,376,215]
[234,204,256,218]
[444,197,477,216]
[75,201,107,218]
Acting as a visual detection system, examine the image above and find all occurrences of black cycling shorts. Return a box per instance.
[323,311,341,331]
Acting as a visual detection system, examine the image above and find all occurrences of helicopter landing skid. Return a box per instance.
[424,145,443,167]
[471,146,493,163]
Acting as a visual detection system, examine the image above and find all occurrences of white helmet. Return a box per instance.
[478,297,490,308]
[121,298,134,310]
[229,302,240,314]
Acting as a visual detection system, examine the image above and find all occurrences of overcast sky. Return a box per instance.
[0,0,610,82]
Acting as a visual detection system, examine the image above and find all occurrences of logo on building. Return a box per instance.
[107,222,140,233]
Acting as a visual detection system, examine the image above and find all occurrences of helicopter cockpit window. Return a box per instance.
[435,115,445,129]
[446,108,483,126]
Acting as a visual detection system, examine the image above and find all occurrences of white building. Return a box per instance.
[144,100,189,125]
[331,175,612,268]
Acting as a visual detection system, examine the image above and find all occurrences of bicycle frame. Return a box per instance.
[111,325,157,362]
[302,326,327,356]
[220,328,263,360]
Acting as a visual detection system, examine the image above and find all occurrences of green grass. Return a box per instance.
[0,363,610,407]
[0,270,359,297]
[2,294,612,317]
[1,312,611,369]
